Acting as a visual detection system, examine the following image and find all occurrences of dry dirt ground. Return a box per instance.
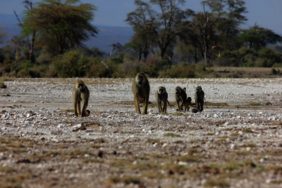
[1,78,282,188]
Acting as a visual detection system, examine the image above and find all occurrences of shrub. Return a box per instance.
[159,64,195,78]
[52,50,91,77]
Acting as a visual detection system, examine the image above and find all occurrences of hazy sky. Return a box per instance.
[1,0,282,33]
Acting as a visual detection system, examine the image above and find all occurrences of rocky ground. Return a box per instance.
[1,78,282,188]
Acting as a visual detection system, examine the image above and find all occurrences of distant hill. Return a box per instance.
[0,14,134,53]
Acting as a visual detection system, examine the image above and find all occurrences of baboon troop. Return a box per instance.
[72,80,90,117]
[195,86,205,112]
[132,73,150,114]
[72,73,206,116]
[175,86,187,111]
[156,86,168,113]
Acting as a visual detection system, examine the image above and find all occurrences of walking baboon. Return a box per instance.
[182,97,192,111]
[156,86,168,113]
[195,86,205,112]
[175,86,187,111]
[132,73,150,114]
[72,80,90,117]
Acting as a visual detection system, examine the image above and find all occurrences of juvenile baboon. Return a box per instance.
[132,73,150,114]
[175,86,187,111]
[182,97,192,111]
[72,80,90,117]
[156,86,168,113]
[195,86,205,112]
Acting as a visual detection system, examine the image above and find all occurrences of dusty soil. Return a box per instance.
[1,78,282,188]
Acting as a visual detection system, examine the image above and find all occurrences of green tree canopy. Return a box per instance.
[23,0,98,55]
[126,0,194,59]
[239,24,282,50]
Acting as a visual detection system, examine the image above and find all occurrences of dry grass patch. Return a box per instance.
[266,149,282,156]
[248,102,261,106]
[0,166,15,173]
[205,102,228,106]
[108,159,133,169]
[107,176,141,185]
[204,178,230,188]
[163,133,181,137]
[242,128,253,133]
[129,162,161,171]
[146,138,161,144]
[0,174,30,188]
[83,158,104,163]
[164,164,188,175]
[178,155,199,163]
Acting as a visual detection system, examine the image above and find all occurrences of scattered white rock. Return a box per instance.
[230,144,237,150]
[57,124,65,128]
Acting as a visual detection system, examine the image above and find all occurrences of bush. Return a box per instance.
[52,50,91,77]
[159,64,195,78]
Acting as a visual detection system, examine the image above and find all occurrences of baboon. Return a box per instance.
[182,97,192,111]
[175,86,187,111]
[72,80,90,117]
[156,86,168,113]
[195,86,205,112]
[132,73,150,114]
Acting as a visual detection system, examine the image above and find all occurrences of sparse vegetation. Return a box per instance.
[163,133,181,137]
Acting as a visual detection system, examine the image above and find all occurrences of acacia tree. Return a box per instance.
[23,0,98,55]
[203,0,247,50]
[239,24,282,50]
[126,0,194,59]
[14,0,36,63]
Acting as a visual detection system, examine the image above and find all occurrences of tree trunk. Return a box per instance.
[138,49,142,61]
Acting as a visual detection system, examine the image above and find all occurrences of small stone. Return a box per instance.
[230,144,237,150]
[51,138,59,143]
[153,143,159,147]
[57,124,65,128]
[40,136,45,140]
[84,154,91,158]
[260,158,264,162]
[162,143,168,148]
[213,114,219,118]
[178,161,189,166]
[246,147,251,151]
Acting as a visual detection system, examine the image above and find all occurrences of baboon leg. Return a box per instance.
[164,101,167,113]
[157,101,161,113]
[134,95,141,114]
[81,99,89,117]
[200,102,204,112]
[74,101,78,116]
[177,100,181,111]
[77,101,82,117]
[142,96,149,114]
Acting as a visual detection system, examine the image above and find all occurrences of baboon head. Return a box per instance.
[76,80,86,92]
[136,73,146,86]
[158,86,166,95]
[175,86,182,94]
[196,86,202,91]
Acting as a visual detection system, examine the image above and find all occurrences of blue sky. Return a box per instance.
[0,0,282,33]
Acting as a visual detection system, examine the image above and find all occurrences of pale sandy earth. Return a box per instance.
[0,78,282,188]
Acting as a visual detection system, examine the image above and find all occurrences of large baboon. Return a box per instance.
[175,86,187,111]
[195,86,205,112]
[156,86,168,113]
[72,80,90,117]
[182,97,192,111]
[132,73,150,114]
